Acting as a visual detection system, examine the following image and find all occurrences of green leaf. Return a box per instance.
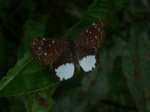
[25,89,53,112]
[0,51,58,96]
[0,17,58,96]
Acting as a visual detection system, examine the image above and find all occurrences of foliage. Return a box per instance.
[0,0,150,112]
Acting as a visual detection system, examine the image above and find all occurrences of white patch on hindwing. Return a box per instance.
[55,63,75,80]
[79,55,96,72]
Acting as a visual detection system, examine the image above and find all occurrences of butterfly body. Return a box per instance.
[30,19,105,80]
[67,37,80,71]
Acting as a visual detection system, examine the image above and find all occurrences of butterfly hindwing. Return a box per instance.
[30,38,68,65]
[76,46,99,72]
[51,48,75,80]
[74,19,105,47]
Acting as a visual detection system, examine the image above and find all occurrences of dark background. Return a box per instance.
[0,0,150,112]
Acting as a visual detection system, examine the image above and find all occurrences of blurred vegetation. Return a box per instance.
[0,0,150,112]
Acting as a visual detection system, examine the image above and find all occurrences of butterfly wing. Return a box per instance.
[76,46,99,72]
[51,48,75,80]
[30,38,68,65]
[74,19,105,47]
[74,19,105,71]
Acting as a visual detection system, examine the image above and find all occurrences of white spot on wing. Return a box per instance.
[55,63,74,80]
[44,52,47,56]
[92,23,95,26]
[79,55,96,72]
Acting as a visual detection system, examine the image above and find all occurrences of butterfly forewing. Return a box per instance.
[30,38,68,65]
[74,19,105,47]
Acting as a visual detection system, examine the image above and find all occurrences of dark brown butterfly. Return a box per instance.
[30,19,105,80]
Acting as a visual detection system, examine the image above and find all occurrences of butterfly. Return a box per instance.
[30,19,105,80]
